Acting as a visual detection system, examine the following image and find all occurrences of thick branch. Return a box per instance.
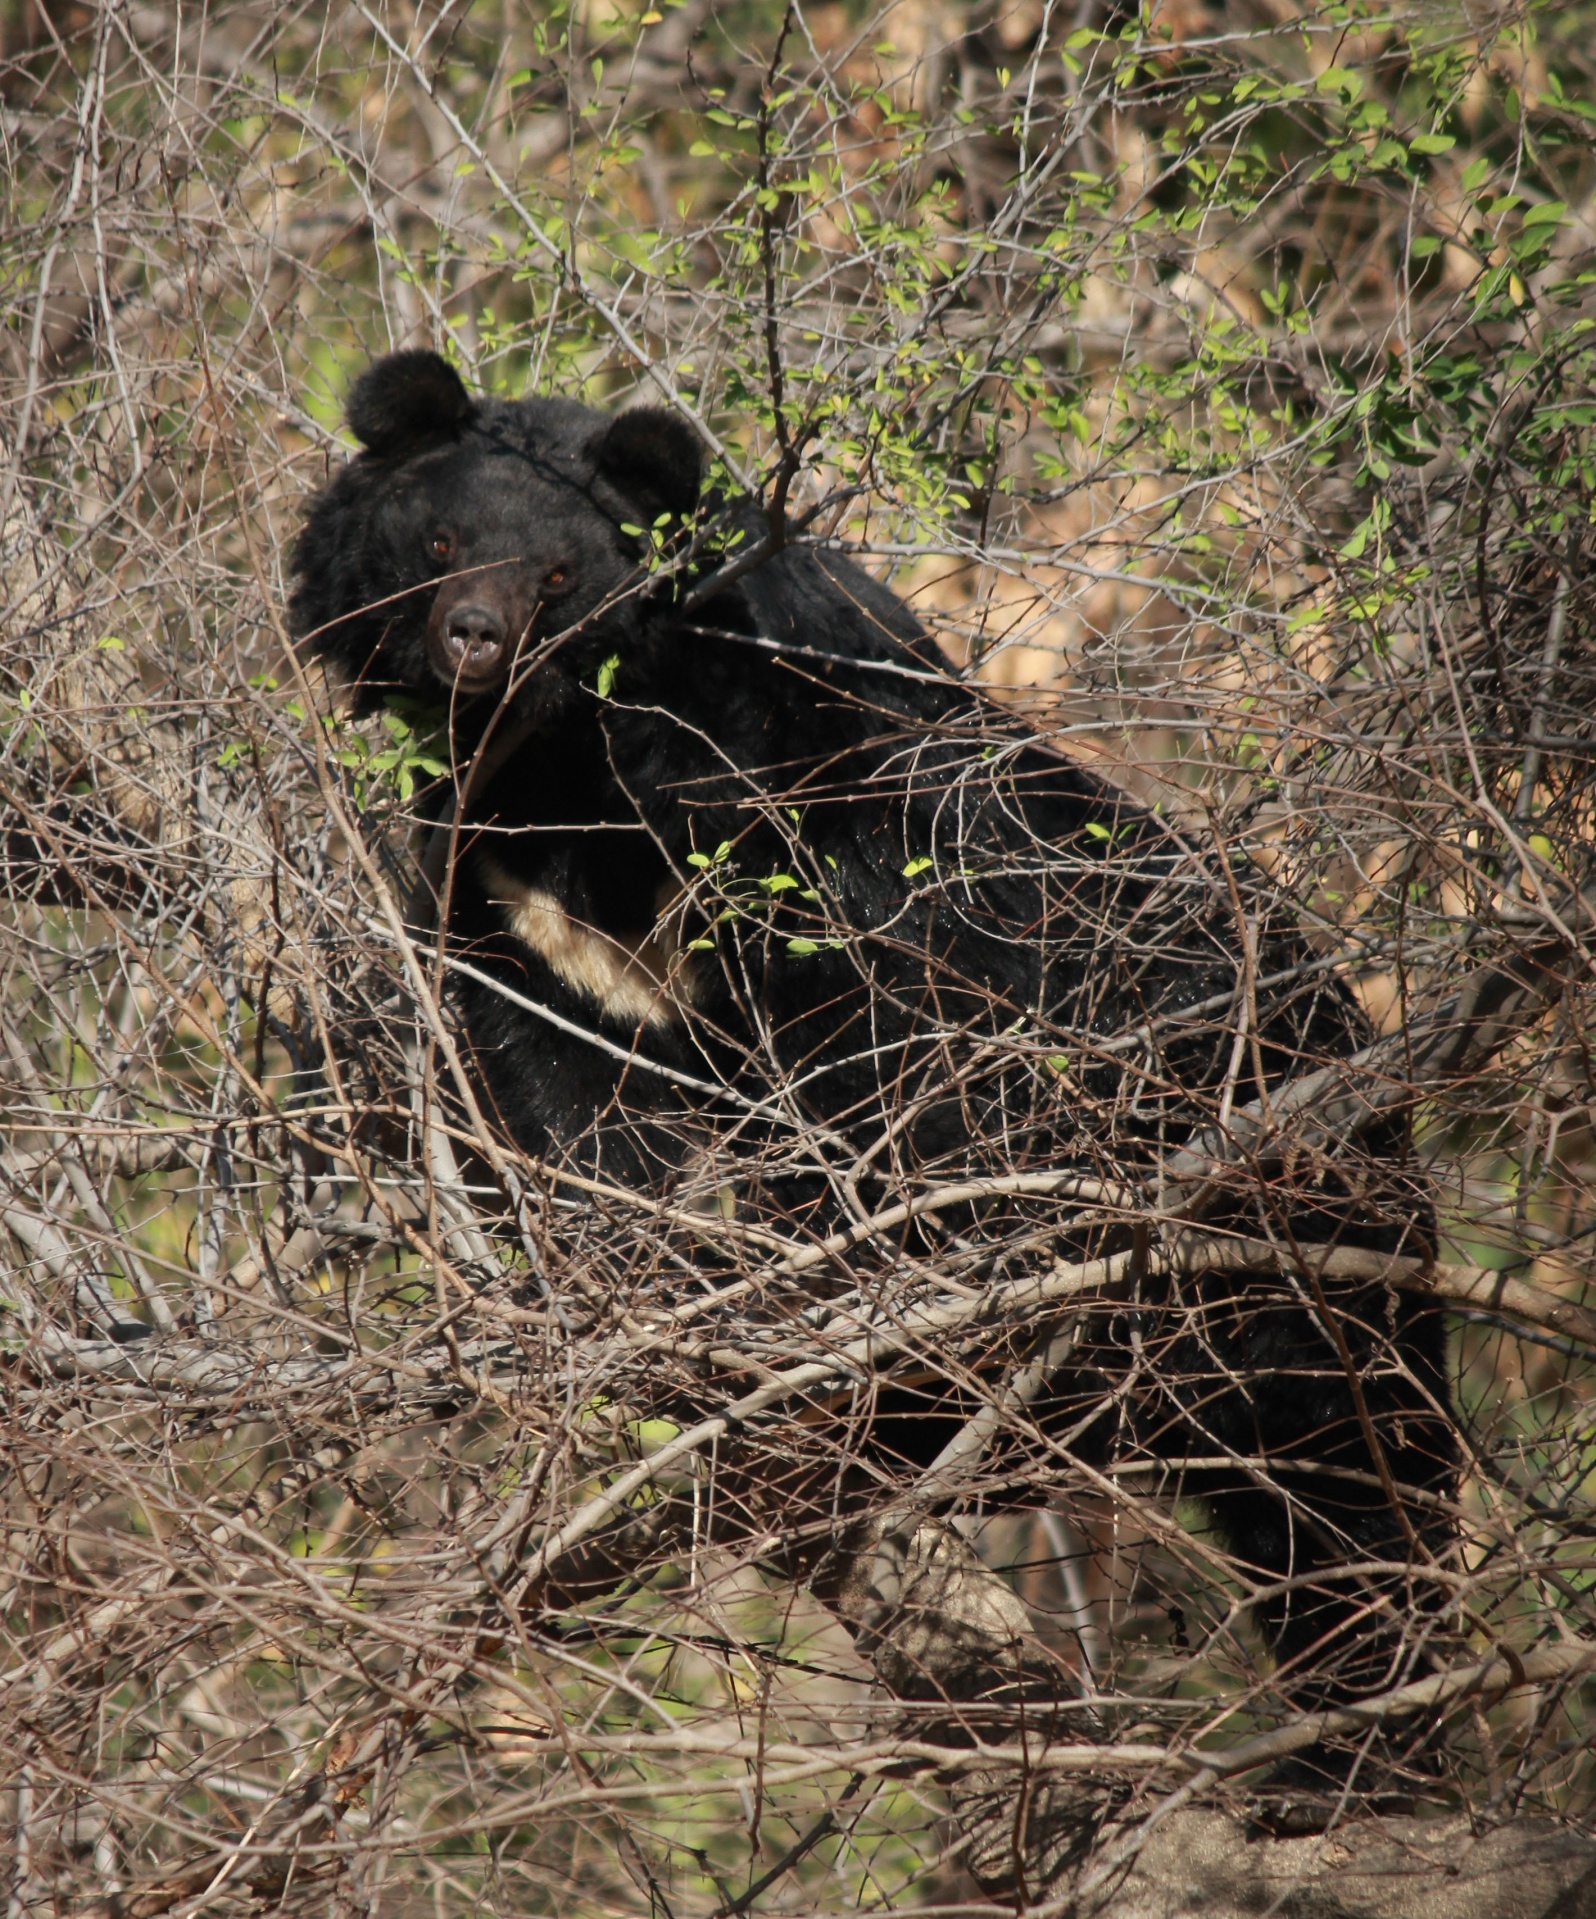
[1163,928,1581,1215]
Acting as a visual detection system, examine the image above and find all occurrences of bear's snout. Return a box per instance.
[426,568,542,694]
[439,602,505,683]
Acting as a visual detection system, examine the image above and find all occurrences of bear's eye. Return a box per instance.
[428,531,455,565]
[543,565,573,593]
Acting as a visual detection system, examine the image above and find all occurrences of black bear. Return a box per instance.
[292,349,1455,1732]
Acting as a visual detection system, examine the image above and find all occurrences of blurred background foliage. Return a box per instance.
[4,0,1596,1912]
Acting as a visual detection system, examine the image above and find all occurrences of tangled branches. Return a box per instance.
[4,2,1596,1915]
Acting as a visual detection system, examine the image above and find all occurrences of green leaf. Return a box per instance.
[1315,66,1362,98]
[786,938,819,956]
[1409,132,1455,155]
[595,654,619,698]
[902,856,934,878]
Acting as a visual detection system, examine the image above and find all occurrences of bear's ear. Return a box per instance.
[347,350,474,461]
[592,407,703,522]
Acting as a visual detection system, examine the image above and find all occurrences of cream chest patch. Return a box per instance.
[478,856,696,1029]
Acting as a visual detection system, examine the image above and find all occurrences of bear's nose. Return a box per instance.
[440,603,506,678]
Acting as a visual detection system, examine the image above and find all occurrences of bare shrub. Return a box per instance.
[3,3,1596,1914]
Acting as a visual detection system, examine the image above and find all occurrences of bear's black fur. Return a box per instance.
[293,350,1456,1720]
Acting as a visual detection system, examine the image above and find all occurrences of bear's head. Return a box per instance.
[292,350,703,716]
